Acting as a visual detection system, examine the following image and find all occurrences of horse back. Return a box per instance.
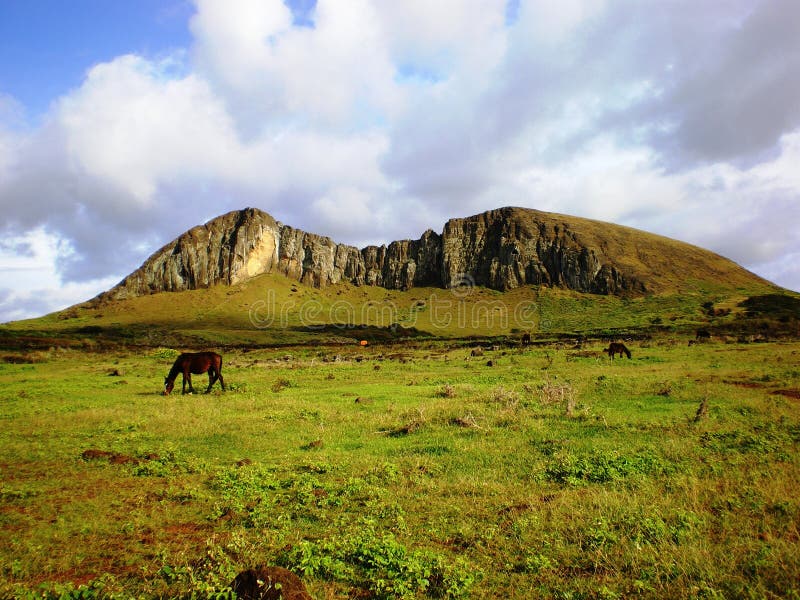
[175,351,222,374]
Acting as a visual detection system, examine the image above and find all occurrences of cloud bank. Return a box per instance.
[1,0,799,321]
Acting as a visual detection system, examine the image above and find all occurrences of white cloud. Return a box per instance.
[0,228,118,322]
[378,0,507,76]
[515,0,608,46]
[191,0,401,131]
[57,54,239,204]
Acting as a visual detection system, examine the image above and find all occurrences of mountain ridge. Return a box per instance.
[98,206,770,301]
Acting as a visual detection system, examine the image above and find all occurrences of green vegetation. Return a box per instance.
[1,333,799,598]
[1,275,799,598]
[0,273,793,349]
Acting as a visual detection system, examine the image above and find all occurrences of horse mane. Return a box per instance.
[165,355,186,383]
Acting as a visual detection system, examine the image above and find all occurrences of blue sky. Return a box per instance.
[0,1,193,118]
[1,0,799,322]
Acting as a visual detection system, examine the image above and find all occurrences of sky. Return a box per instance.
[1,0,799,322]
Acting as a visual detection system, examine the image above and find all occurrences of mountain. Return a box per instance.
[99,206,768,301]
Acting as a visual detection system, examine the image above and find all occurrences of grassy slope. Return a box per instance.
[0,272,786,349]
[2,204,783,348]
[495,207,773,294]
[1,339,799,598]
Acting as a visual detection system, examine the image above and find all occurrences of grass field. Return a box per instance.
[1,332,799,598]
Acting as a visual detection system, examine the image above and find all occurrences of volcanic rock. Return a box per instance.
[100,206,767,300]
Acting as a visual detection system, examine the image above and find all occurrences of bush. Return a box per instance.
[278,526,477,599]
[437,384,457,398]
[272,378,292,393]
[538,378,577,416]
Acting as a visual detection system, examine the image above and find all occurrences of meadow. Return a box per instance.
[1,333,799,599]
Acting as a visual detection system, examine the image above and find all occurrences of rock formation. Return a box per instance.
[101,206,764,300]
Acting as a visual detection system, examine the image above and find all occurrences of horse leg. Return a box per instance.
[218,371,226,391]
[186,372,194,394]
[206,368,216,393]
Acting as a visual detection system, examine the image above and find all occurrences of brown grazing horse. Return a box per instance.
[605,342,631,359]
[164,352,225,395]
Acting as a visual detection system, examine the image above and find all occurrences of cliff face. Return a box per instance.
[440,208,641,294]
[102,206,763,300]
[105,207,443,300]
[108,208,282,298]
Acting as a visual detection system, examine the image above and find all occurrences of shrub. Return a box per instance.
[490,386,520,410]
[272,378,291,393]
[538,378,577,416]
[437,384,457,398]
[391,409,427,436]
[278,526,477,599]
[151,347,180,360]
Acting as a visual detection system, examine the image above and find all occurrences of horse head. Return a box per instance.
[164,377,174,395]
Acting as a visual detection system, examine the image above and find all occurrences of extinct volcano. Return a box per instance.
[100,206,768,301]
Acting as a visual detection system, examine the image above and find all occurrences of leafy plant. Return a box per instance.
[543,450,674,485]
[278,525,477,599]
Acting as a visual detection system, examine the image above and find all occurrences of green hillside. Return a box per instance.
[1,271,794,351]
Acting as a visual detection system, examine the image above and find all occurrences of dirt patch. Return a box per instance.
[498,502,534,516]
[230,566,312,600]
[772,389,800,400]
[81,449,116,461]
[2,352,50,364]
[723,379,765,389]
[566,350,601,360]
[164,522,208,536]
[80,449,160,465]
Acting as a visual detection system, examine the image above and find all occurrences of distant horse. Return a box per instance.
[164,352,225,395]
[696,329,711,341]
[521,333,532,346]
[605,342,631,359]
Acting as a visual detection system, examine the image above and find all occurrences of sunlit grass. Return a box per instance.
[1,337,799,598]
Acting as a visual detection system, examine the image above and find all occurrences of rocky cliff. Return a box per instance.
[101,206,765,300]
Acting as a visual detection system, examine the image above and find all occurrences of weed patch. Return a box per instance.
[278,525,477,599]
[271,378,292,393]
[542,450,675,485]
[700,425,792,459]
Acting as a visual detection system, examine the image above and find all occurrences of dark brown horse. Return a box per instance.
[164,352,225,395]
[605,342,631,359]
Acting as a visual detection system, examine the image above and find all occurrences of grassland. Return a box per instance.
[1,331,799,598]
